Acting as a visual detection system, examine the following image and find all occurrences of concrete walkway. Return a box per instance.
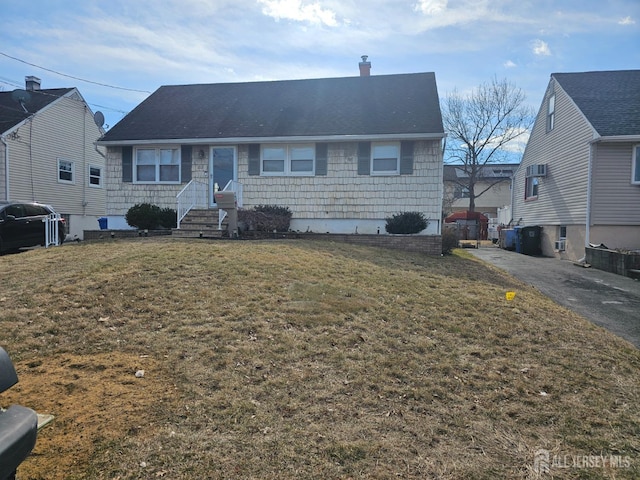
[468,246,640,348]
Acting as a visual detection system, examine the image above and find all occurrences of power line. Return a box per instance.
[0,51,151,94]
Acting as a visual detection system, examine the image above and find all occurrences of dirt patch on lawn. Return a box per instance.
[2,351,175,480]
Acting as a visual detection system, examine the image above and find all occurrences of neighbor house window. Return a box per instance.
[525,176,539,199]
[134,147,180,183]
[632,145,640,185]
[547,94,555,132]
[89,165,102,187]
[371,142,400,175]
[454,185,470,199]
[58,159,75,184]
[261,144,314,176]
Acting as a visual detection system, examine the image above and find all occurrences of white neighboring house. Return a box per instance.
[512,70,640,261]
[0,76,106,240]
[97,59,446,236]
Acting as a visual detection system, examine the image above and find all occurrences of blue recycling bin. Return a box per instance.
[514,226,523,253]
[98,217,108,230]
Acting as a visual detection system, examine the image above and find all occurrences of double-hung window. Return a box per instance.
[261,144,314,175]
[135,147,180,183]
[58,159,75,184]
[89,165,103,188]
[547,94,555,132]
[525,176,539,199]
[632,145,640,185]
[371,142,400,175]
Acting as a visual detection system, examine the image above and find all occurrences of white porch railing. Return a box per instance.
[43,213,61,247]
[218,180,244,230]
[176,180,208,228]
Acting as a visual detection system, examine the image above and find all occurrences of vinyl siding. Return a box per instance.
[513,78,595,226]
[5,93,106,216]
[591,142,640,224]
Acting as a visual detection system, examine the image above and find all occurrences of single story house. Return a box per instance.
[97,58,445,236]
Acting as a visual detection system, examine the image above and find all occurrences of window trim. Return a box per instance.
[632,145,640,185]
[260,144,315,176]
[370,141,400,175]
[133,146,181,184]
[525,176,539,200]
[88,164,103,188]
[57,158,75,184]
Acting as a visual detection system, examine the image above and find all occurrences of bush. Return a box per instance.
[441,228,458,255]
[238,205,292,233]
[125,203,175,230]
[384,212,428,235]
[158,207,177,229]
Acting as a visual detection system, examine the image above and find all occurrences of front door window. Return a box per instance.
[210,147,236,206]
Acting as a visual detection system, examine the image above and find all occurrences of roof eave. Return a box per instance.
[590,134,640,144]
[97,132,446,146]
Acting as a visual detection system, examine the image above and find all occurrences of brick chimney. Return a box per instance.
[359,55,371,77]
[25,76,41,91]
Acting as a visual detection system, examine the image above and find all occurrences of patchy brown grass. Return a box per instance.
[1,238,639,479]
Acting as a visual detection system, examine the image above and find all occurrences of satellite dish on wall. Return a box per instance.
[94,111,105,128]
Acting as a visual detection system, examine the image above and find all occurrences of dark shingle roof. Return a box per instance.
[0,88,73,134]
[100,73,444,142]
[553,70,640,137]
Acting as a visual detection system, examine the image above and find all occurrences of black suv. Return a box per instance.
[0,201,65,254]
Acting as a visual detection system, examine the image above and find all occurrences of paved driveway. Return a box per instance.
[468,246,640,348]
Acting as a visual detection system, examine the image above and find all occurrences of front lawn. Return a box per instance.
[1,239,638,479]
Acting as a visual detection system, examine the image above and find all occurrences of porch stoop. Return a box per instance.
[172,209,227,238]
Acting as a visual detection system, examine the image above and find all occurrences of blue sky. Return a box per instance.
[1,0,638,139]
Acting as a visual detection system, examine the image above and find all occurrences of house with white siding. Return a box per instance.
[443,164,517,219]
[0,76,106,240]
[512,70,640,261]
[97,59,445,237]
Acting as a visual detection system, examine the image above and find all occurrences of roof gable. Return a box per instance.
[100,73,444,143]
[0,88,74,135]
[553,70,640,137]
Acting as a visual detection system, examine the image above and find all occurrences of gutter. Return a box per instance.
[0,134,8,200]
[97,132,447,147]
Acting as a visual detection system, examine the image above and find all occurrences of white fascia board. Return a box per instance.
[97,132,446,146]
[590,135,640,144]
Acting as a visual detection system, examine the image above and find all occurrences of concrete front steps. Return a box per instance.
[172,209,227,238]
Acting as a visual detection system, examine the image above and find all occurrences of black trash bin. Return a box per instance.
[520,226,542,256]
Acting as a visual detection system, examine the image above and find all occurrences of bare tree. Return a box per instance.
[442,77,535,212]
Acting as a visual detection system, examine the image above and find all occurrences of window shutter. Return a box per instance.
[248,144,260,175]
[122,146,133,182]
[315,143,328,176]
[400,141,414,175]
[181,145,192,182]
[357,142,371,175]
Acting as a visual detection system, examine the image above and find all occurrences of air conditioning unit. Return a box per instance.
[554,240,566,251]
[526,164,547,177]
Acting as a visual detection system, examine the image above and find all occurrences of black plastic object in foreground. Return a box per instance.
[0,347,38,480]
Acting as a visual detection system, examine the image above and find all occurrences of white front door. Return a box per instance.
[209,147,237,207]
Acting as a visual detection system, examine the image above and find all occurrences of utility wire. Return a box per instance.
[0,51,151,94]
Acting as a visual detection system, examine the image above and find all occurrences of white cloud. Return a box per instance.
[414,0,448,15]
[504,60,517,68]
[258,0,338,26]
[531,39,551,56]
[618,16,635,25]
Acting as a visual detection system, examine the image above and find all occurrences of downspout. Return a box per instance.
[585,139,598,251]
[1,134,8,201]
